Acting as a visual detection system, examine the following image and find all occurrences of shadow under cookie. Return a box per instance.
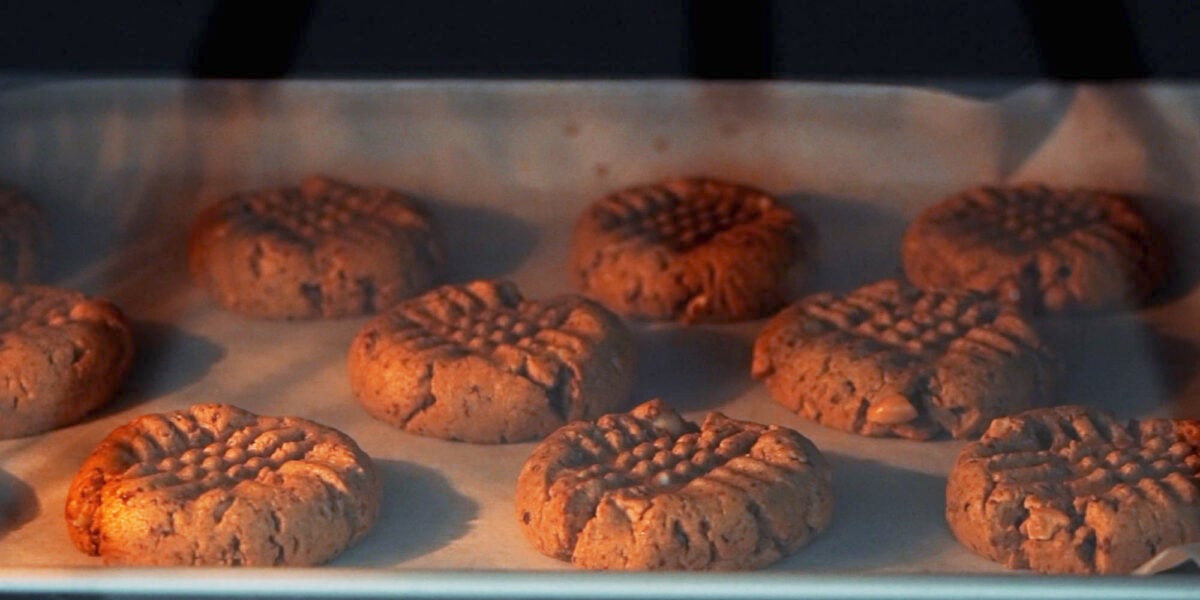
[428,201,540,282]
[1035,313,1170,418]
[1134,193,1200,308]
[631,322,755,414]
[114,320,225,411]
[778,454,959,571]
[778,192,908,296]
[332,459,479,567]
[1147,328,1200,419]
[0,468,38,540]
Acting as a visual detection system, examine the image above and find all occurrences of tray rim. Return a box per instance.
[1,568,1197,599]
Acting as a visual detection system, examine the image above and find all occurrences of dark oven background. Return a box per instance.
[0,1,1198,81]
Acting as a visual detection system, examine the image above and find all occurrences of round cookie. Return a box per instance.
[0,283,133,439]
[752,279,1056,440]
[65,403,380,566]
[0,183,44,282]
[515,399,833,570]
[188,176,444,319]
[947,405,1200,574]
[569,177,810,323]
[348,279,635,443]
[902,184,1169,314]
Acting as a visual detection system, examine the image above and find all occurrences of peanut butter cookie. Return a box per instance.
[903,184,1169,314]
[0,283,133,439]
[65,403,380,566]
[752,279,1056,440]
[947,405,1200,574]
[516,399,833,570]
[188,176,444,319]
[348,279,635,443]
[569,177,810,323]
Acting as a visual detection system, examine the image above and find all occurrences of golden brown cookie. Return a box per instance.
[65,403,380,566]
[947,405,1200,574]
[0,183,44,282]
[0,283,133,439]
[569,177,810,323]
[902,184,1169,314]
[515,399,833,570]
[752,279,1056,440]
[348,279,635,443]
[188,176,444,319]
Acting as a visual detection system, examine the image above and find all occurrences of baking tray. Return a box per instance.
[0,79,1198,598]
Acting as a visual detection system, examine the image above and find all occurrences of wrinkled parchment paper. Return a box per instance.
[0,80,1199,586]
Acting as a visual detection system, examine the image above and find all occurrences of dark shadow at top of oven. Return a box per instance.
[424,200,540,283]
[0,468,38,541]
[334,459,479,567]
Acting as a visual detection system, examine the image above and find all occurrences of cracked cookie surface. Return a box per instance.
[569,177,810,323]
[65,403,380,566]
[0,183,43,282]
[902,184,1169,314]
[515,399,833,570]
[0,283,133,439]
[947,405,1200,574]
[752,279,1056,440]
[348,279,635,443]
[188,176,444,319]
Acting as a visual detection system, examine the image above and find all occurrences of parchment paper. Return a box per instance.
[0,80,1198,579]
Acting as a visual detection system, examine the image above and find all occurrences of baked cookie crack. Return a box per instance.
[66,404,380,566]
[903,184,1169,314]
[517,400,832,570]
[754,279,1056,440]
[349,280,634,443]
[570,177,810,322]
[188,176,444,318]
[948,405,1200,573]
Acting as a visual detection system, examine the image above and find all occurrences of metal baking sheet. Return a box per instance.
[0,79,1198,597]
